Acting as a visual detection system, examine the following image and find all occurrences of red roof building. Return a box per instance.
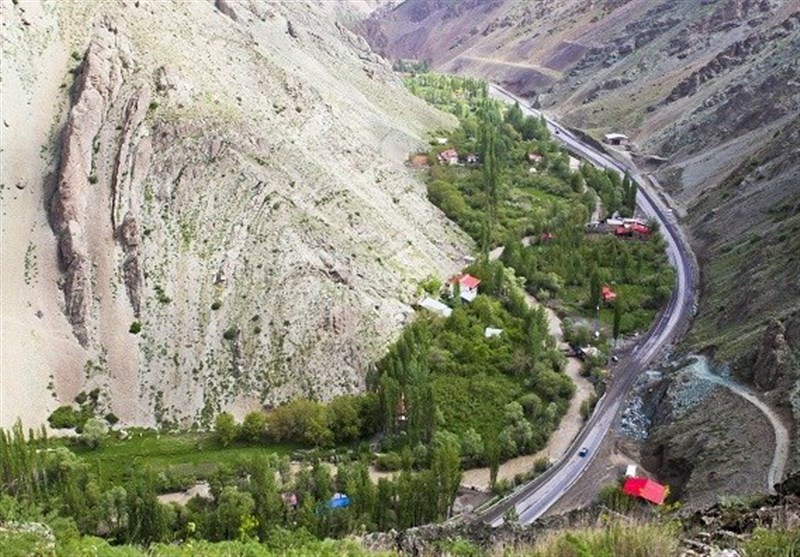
[622,477,669,505]
[615,223,650,238]
[448,273,481,302]
[602,285,617,302]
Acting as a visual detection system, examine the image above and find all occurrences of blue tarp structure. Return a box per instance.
[328,493,350,509]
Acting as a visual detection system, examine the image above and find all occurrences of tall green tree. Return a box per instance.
[429,431,462,520]
[247,456,284,540]
[589,270,601,311]
[239,412,266,443]
[125,471,167,545]
[505,101,524,131]
[215,412,238,447]
[210,486,255,541]
[613,298,623,340]
[478,101,502,254]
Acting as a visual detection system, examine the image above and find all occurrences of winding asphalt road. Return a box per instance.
[479,85,698,526]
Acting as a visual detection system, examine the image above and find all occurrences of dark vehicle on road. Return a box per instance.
[578,447,589,457]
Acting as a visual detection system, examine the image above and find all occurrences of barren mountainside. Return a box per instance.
[0,0,469,429]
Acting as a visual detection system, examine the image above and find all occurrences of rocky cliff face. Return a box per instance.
[748,316,800,473]
[641,358,776,508]
[0,0,469,428]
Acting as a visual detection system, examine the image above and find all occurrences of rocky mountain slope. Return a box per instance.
[0,0,469,429]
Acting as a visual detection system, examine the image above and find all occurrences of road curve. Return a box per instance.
[479,84,698,526]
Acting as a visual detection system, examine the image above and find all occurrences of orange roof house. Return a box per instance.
[438,149,459,165]
[622,477,669,505]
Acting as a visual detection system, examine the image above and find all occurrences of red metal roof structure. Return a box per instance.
[602,285,617,302]
[459,274,481,289]
[631,223,651,235]
[622,477,668,505]
[449,273,480,289]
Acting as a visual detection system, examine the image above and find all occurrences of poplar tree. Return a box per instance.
[430,431,462,520]
[479,101,501,254]
[613,298,623,340]
[589,270,601,311]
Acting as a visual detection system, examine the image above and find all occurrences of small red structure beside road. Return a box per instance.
[622,477,669,505]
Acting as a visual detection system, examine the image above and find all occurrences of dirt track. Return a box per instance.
[689,357,790,493]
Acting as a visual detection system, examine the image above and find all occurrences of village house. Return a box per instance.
[615,223,651,238]
[484,327,503,338]
[448,273,481,302]
[438,148,459,165]
[418,297,453,318]
[603,133,630,147]
[602,285,617,303]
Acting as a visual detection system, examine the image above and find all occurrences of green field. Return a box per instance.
[66,430,297,487]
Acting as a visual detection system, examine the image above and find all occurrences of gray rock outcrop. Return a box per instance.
[50,24,133,346]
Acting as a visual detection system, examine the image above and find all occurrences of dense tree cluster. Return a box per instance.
[213,394,381,450]
[501,231,674,333]
[0,421,461,549]
[373,258,573,469]
[406,73,673,335]
[581,164,637,217]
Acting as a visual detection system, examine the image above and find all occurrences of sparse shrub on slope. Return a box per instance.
[522,520,681,557]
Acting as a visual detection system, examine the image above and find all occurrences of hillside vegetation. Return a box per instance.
[360,0,800,373]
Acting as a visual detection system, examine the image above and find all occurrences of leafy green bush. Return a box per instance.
[743,527,800,556]
[375,452,403,471]
[524,519,680,557]
[48,405,81,429]
[597,482,637,513]
[129,321,142,334]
